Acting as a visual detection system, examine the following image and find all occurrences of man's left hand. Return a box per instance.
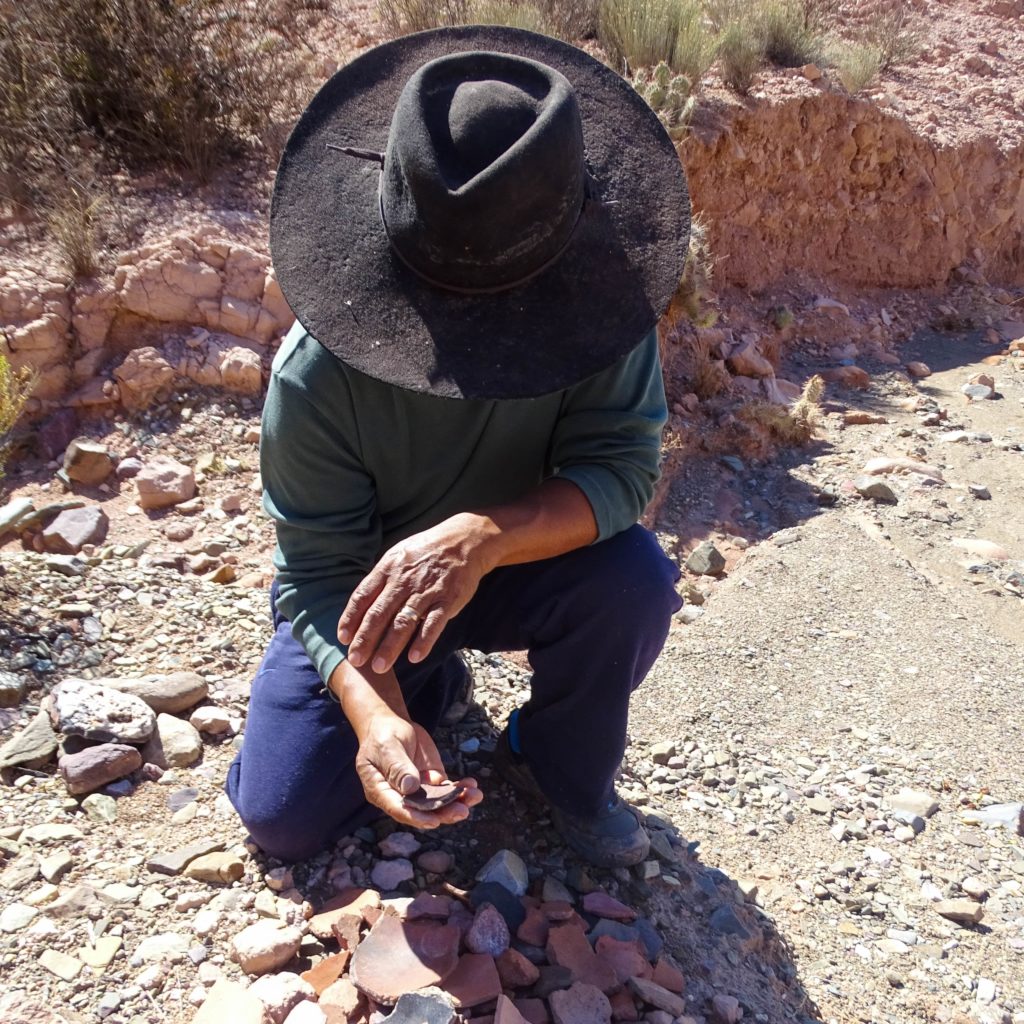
[338,514,495,674]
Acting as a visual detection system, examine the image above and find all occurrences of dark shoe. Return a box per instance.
[493,727,650,869]
[441,654,475,725]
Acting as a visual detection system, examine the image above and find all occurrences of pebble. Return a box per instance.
[81,792,118,822]
[418,850,454,874]
[0,902,39,932]
[38,948,83,981]
[0,670,27,708]
[935,899,985,925]
[250,971,315,1024]
[379,831,422,859]
[371,857,415,890]
[476,849,529,897]
[685,540,726,576]
[193,979,266,1024]
[466,902,511,956]
[190,705,232,734]
[232,921,303,975]
[549,981,612,1024]
[183,852,245,884]
[141,712,203,768]
[135,932,191,962]
[59,742,142,795]
[103,672,209,714]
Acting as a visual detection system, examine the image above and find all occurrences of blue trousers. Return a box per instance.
[225,525,681,861]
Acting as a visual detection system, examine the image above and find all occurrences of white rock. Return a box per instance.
[378,831,421,859]
[141,713,203,769]
[231,922,302,975]
[50,679,155,743]
[189,706,232,735]
[0,903,38,932]
[250,972,315,1024]
[135,932,190,962]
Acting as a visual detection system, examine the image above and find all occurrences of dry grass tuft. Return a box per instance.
[0,353,37,477]
[829,39,882,93]
[715,20,763,93]
[378,0,469,34]
[46,179,105,278]
[599,0,715,77]
[740,373,824,443]
[756,0,823,67]
[468,0,554,32]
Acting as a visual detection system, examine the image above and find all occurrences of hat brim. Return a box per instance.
[271,26,690,400]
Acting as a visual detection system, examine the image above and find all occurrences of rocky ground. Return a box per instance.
[1,308,1023,1024]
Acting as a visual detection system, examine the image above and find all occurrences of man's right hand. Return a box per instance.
[355,710,481,829]
[329,660,482,829]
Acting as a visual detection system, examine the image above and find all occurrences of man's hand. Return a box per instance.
[338,515,497,674]
[355,709,482,829]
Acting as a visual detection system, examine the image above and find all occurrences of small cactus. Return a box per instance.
[632,63,696,139]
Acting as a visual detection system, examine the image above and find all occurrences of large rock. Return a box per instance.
[98,673,208,714]
[136,457,196,510]
[250,972,315,1024]
[59,743,142,795]
[685,541,726,576]
[141,713,202,769]
[62,439,113,485]
[41,506,109,554]
[0,708,59,769]
[192,979,266,1024]
[219,345,263,396]
[113,346,176,410]
[232,922,303,975]
[50,680,156,744]
[726,337,774,378]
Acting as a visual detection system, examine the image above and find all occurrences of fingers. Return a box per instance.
[338,568,388,645]
[408,606,450,664]
[379,736,421,796]
[358,767,484,829]
[411,725,446,776]
[368,603,431,675]
[345,583,405,669]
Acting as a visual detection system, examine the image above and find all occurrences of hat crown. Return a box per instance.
[380,51,586,293]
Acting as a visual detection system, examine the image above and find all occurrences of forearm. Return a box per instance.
[328,659,410,736]
[454,477,598,575]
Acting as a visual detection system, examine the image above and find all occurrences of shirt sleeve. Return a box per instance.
[549,330,667,541]
[260,365,381,684]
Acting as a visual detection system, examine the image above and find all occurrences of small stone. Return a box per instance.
[320,977,364,1021]
[628,976,686,1016]
[935,899,984,925]
[63,438,113,485]
[147,837,226,876]
[854,477,897,503]
[962,383,994,401]
[976,978,997,1004]
[189,705,232,734]
[0,851,40,891]
[38,948,83,981]
[141,712,203,769]
[649,740,676,765]
[102,672,209,713]
[136,456,196,510]
[476,849,529,896]
[59,743,142,795]
[709,905,751,939]
[136,931,190,962]
[184,852,245,884]
[21,822,84,844]
[370,857,414,891]
[0,671,27,708]
[685,541,726,576]
[710,993,743,1024]
[549,981,612,1024]
[38,850,73,884]
[968,484,992,500]
[1,902,39,932]
[905,361,931,378]
[472,881,528,933]
[417,850,453,874]
[41,506,109,554]
[283,1004,327,1024]
[807,796,833,815]
[379,831,422,859]
[0,709,58,769]
[466,903,511,956]
[962,876,988,901]
[889,789,939,820]
[116,456,144,480]
[583,891,637,921]
[380,989,455,1024]
[193,979,266,1024]
[250,971,316,1024]
[232,921,303,975]
[51,679,156,743]
[497,948,541,988]
[81,792,118,823]
[800,62,822,80]
[78,935,122,969]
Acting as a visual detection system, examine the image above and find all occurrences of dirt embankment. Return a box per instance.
[682,91,1024,292]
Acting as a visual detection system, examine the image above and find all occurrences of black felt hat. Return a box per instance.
[270,26,691,400]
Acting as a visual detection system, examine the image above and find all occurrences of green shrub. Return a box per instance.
[757,0,822,66]
[599,0,714,78]
[0,354,36,477]
[0,0,319,190]
[716,20,762,93]
[469,0,554,32]
[378,0,470,35]
[537,0,602,39]
[830,39,882,93]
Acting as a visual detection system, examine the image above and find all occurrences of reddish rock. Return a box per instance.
[541,901,575,922]
[627,977,686,1016]
[41,506,109,555]
[711,993,742,1023]
[63,438,113,485]
[513,998,551,1024]
[407,893,452,920]
[319,978,364,1024]
[547,923,618,994]
[608,988,639,1021]
[651,957,685,994]
[58,743,141,795]
[582,893,637,923]
[495,994,532,1024]
[466,903,510,957]
[442,953,502,1009]
[300,952,349,995]
[417,850,454,874]
[348,915,459,1004]
[517,906,549,947]
[136,456,196,510]
[593,935,650,986]
[496,948,541,988]
[905,361,932,378]
[821,365,870,389]
[310,889,380,939]
[330,917,362,956]
[549,981,613,1024]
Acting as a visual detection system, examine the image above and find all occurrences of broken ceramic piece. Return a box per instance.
[403,782,465,811]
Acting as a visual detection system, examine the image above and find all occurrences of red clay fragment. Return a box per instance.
[403,781,465,811]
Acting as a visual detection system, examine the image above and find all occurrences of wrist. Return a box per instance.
[441,511,504,575]
[329,661,410,742]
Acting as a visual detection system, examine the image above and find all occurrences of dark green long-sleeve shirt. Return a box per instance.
[261,322,668,683]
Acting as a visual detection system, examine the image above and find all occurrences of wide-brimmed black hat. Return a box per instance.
[270,26,690,400]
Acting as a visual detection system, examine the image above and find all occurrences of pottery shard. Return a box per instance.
[349,915,460,1004]
[193,979,266,1024]
[627,977,686,1016]
[41,506,109,555]
[141,712,203,769]
[546,923,618,994]
[319,978,364,1023]
[496,948,541,988]
[726,338,774,378]
[593,935,650,986]
[99,672,208,714]
[442,953,503,1009]
[136,456,196,510]
[232,921,303,975]
[309,888,380,939]
[59,743,142,795]
[301,952,350,995]
[583,892,638,922]
[549,982,613,1024]
[63,438,113,485]
[51,679,156,744]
